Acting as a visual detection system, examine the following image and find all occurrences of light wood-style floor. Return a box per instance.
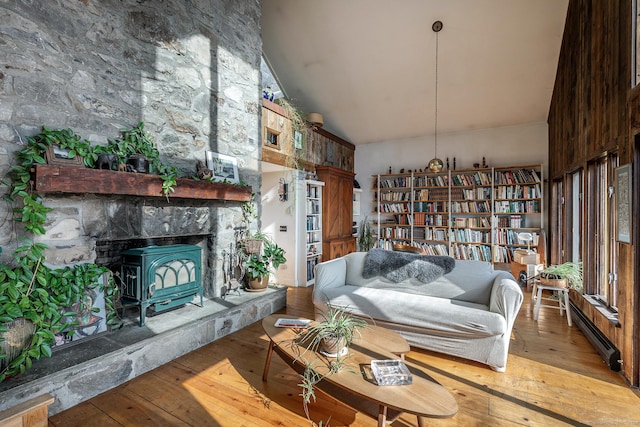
[49,287,640,426]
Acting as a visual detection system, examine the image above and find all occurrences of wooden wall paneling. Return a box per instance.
[549,0,637,385]
[260,100,355,172]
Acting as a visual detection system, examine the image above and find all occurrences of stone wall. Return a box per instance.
[0,0,262,296]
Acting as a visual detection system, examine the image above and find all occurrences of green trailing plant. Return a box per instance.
[301,304,369,354]
[540,261,583,292]
[106,122,180,196]
[295,304,367,425]
[0,241,120,382]
[0,127,129,382]
[274,98,310,171]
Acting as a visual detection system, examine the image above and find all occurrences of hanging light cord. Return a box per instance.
[434,26,439,158]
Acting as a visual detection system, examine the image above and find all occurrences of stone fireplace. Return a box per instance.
[0,0,279,414]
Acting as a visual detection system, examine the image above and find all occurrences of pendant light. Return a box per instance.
[428,20,444,172]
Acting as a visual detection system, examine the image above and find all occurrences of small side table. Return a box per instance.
[532,282,572,326]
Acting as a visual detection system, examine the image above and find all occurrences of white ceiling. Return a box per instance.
[261,0,569,146]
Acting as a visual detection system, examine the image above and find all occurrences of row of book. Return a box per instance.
[493,184,541,199]
[306,230,321,243]
[378,203,411,213]
[380,191,411,202]
[377,239,503,263]
[493,246,518,263]
[454,216,491,228]
[306,215,320,231]
[494,200,540,213]
[450,201,491,213]
[379,177,410,188]
[451,243,493,261]
[451,229,491,244]
[494,215,524,228]
[414,212,448,226]
[306,257,320,282]
[494,168,541,185]
[381,227,412,240]
[306,200,320,214]
[494,229,539,245]
[306,185,320,198]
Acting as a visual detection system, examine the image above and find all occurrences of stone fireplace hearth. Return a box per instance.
[0,284,286,415]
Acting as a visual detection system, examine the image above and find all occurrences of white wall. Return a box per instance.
[261,167,300,286]
[354,122,549,224]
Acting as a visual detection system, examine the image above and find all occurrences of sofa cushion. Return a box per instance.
[322,286,506,338]
[344,253,497,305]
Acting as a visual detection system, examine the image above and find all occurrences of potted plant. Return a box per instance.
[295,304,369,423]
[243,238,286,291]
[357,216,375,252]
[302,304,369,357]
[540,261,583,292]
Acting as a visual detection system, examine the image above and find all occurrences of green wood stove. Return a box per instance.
[120,244,202,326]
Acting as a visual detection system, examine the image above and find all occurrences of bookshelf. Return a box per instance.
[373,164,543,264]
[305,180,324,285]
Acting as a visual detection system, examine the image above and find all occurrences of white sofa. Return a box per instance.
[313,250,524,372]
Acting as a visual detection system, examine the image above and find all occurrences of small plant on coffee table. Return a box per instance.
[295,304,368,422]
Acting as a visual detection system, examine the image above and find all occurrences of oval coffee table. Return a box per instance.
[262,314,458,426]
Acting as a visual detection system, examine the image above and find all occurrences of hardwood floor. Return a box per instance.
[49,287,640,426]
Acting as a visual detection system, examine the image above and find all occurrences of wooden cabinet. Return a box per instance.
[316,166,356,261]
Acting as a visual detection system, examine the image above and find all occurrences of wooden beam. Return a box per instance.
[32,165,252,202]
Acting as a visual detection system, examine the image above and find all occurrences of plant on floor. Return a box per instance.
[243,238,286,290]
[357,216,375,252]
[0,241,120,382]
[294,304,368,421]
[540,261,583,292]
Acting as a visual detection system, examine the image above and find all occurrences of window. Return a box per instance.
[585,155,618,309]
[550,179,564,262]
[567,170,583,263]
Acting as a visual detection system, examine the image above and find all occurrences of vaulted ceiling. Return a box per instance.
[261,0,569,145]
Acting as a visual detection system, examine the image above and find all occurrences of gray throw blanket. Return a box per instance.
[362,248,455,284]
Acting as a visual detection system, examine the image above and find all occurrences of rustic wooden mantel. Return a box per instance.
[32,164,252,202]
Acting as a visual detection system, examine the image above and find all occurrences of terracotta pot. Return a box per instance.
[246,275,268,291]
[0,318,35,371]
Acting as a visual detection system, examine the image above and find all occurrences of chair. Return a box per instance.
[392,244,426,255]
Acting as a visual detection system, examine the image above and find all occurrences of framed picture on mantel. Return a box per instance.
[206,151,239,183]
[45,144,84,167]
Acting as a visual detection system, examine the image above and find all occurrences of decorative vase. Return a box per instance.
[0,318,35,371]
[247,275,268,292]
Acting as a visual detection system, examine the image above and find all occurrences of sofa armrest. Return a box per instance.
[312,256,347,310]
[489,272,524,326]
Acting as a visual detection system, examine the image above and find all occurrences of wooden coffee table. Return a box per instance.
[262,314,458,426]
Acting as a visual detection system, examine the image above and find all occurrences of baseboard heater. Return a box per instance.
[569,301,621,371]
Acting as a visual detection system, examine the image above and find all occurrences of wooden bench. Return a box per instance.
[0,393,54,427]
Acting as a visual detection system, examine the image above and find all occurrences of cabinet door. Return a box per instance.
[337,174,354,237]
[323,172,343,240]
